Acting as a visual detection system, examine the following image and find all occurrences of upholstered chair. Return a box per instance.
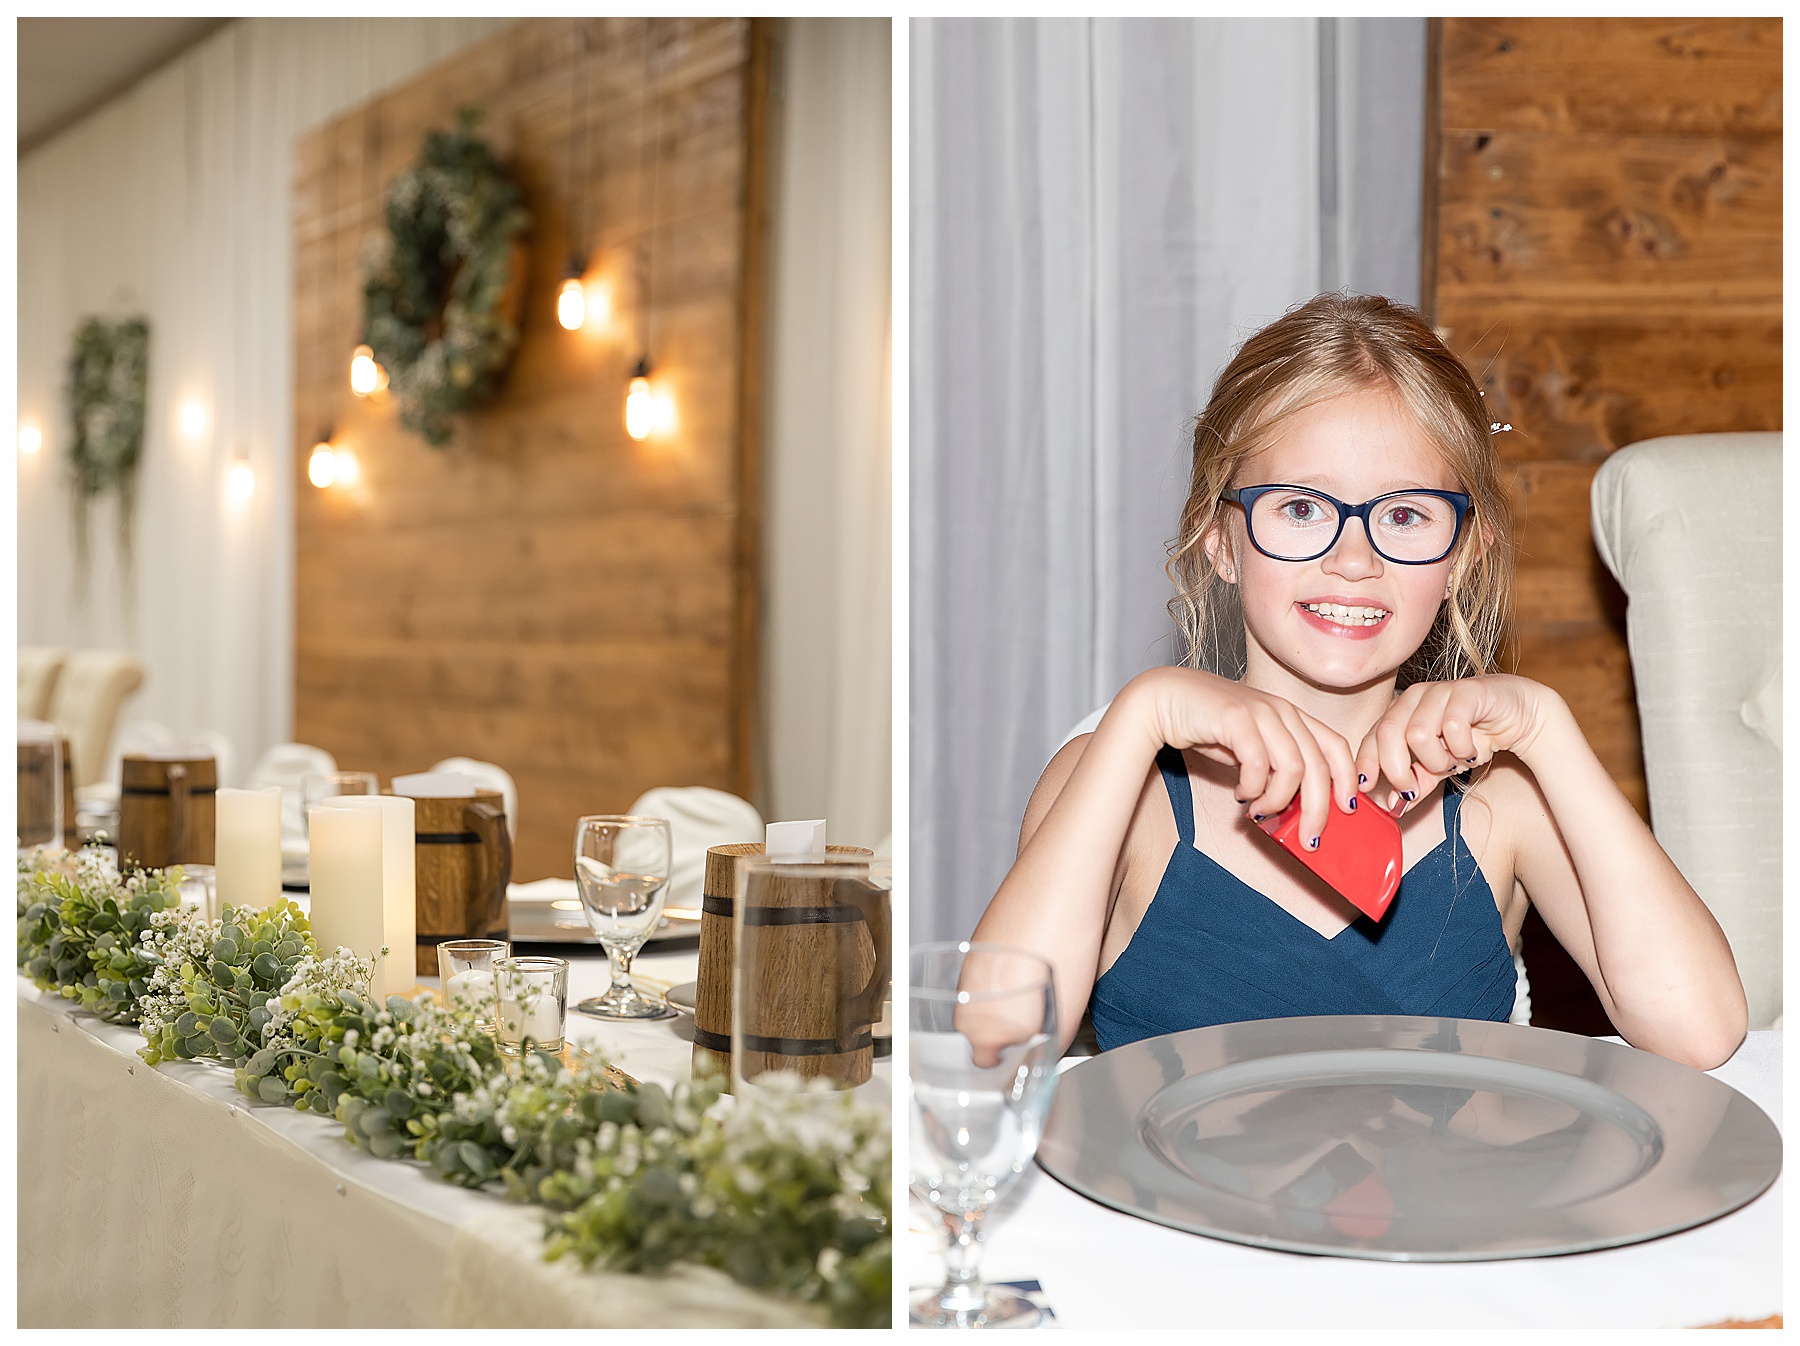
[46,650,146,790]
[1592,431,1782,1030]
[17,647,67,722]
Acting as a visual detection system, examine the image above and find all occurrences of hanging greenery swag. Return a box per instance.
[65,315,150,586]
[361,106,531,447]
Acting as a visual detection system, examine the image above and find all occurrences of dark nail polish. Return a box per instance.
[1358,773,1367,786]
[1402,790,1416,801]
[1347,797,1357,812]
[1465,756,1478,764]
[1308,837,1320,850]
[1251,814,1264,823]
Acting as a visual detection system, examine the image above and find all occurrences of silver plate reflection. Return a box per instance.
[1036,1016,1780,1260]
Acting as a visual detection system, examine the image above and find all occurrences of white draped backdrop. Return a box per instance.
[15,18,891,850]
[910,18,1425,943]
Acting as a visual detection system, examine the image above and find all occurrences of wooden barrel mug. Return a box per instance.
[16,732,76,851]
[692,843,876,1087]
[117,754,217,870]
[412,788,513,974]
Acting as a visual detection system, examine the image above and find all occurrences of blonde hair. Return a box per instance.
[1167,292,1514,686]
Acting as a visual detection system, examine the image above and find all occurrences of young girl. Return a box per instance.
[972,293,1746,1071]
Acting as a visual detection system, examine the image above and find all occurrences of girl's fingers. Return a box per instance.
[1212,701,1273,806]
[1374,712,1423,814]
[1403,684,1461,778]
[1299,709,1361,813]
[1242,702,1307,823]
[1439,682,1487,764]
[1277,705,1336,850]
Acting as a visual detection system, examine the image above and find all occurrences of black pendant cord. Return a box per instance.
[634,18,661,368]
[565,23,592,273]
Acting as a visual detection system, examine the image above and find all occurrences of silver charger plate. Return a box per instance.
[1036,1015,1780,1261]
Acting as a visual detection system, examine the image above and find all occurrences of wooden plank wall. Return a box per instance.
[1424,17,1781,1030]
[293,18,764,881]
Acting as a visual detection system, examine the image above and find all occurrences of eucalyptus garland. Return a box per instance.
[17,846,888,1328]
[361,107,531,447]
[65,315,150,584]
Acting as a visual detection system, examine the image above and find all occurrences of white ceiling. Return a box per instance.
[18,17,231,156]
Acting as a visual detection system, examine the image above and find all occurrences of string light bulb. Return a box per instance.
[557,261,587,331]
[179,400,208,437]
[349,344,383,397]
[624,360,654,441]
[333,446,360,486]
[18,424,41,454]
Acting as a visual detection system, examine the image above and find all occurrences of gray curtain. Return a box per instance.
[910,18,1425,944]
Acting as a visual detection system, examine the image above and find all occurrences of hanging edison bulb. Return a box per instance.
[307,435,336,489]
[349,344,382,397]
[624,359,654,441]
[334,446,360,486]
[557,258,587,331]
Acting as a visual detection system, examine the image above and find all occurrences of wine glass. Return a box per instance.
[910,941,1059,1329]
[572,814,675,1021]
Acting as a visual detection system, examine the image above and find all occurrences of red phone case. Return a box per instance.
[1261,792,1402,922]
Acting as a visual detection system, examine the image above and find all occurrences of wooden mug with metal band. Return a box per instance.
[691,843,875,1086]
[412,788,512,974]
[733,858,890,1089]
[16,731,76,850]
[117,753,217,870]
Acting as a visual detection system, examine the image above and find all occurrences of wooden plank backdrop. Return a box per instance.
[1423,16,1781,1030]
[293,18,768,880]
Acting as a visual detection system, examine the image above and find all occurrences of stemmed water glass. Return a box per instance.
[910,941,1060,1329]
[572,814,676,1021]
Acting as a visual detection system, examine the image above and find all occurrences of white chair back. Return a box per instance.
[625,786,764,912]
[1593,431,1782,1029]
[46,649,145,789]
[428,758,518,842]
[248,743,340,845]
[18,647,67,722]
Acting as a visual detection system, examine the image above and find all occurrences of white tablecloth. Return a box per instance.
[909,1031,1782,1328]
[18,939,887,1328]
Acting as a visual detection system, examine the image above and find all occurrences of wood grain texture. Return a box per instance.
[293,19,763,882]
[1426,17,1779,1030]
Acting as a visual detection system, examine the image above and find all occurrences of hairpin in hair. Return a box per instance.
[1489,421,1512,433]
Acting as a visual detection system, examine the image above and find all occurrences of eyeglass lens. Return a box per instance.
[1249,488,1458,563]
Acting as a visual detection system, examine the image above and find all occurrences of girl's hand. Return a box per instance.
[1355,675,1558,814]
[1136,667,1361,847]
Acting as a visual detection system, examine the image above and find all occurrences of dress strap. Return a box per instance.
[1157,747,1195,847]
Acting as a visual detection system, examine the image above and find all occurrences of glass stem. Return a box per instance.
[606,944,634,995]
[937,1211,988,1310]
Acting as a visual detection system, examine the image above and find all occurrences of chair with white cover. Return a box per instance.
[1592,431,1782,1030]
[626,786,764,913]
[247,743,340,849]
[18,647,67,722]
[47,650,146,790]
[429,758,518,843]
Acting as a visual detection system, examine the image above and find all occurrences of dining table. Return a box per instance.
[908,1029,1782,1329]
[17,893,890,1329]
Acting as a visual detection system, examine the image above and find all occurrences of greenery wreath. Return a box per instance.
[361,107,531,447]
[66,314,150,578]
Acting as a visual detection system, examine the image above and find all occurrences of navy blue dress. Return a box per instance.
[1089,748,1516,1051]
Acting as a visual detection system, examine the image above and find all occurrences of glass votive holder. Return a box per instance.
[178,863,219,923]
[438,938,510,1031]
[496,955,569,1056]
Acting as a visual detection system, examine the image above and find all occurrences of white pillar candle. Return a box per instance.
[215,787,282,911]
[448,969,495,1014]
[318,795,416,1001]
[306,804,385,988]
